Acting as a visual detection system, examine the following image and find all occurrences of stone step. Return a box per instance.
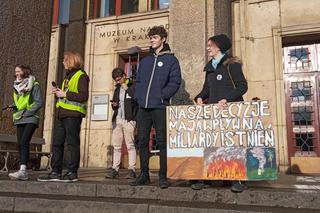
[0,180,319,212]
[0,192,318,213]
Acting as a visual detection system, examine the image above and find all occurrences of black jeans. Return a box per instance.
[51,117,82,173]
[137,108,167,178]
[16,123,38,165]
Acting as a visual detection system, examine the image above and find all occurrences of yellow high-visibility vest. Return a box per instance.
[55,70,87,115]
[13,81,39,121]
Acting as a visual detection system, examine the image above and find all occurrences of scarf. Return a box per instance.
[211,53,225,70]
[13,75,36,95]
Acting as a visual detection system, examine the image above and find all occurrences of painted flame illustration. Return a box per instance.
[206,159,246,179]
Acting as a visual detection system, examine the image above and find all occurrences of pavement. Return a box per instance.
[0,168,319,212]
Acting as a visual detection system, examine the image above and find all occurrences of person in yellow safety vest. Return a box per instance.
[38,51,89,183]
[8,65,43,181]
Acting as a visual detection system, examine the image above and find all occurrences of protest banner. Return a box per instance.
[167,100,277,180]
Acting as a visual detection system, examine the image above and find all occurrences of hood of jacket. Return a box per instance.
[149,43,174,56]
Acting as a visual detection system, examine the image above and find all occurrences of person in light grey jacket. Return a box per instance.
[7,65,43,181]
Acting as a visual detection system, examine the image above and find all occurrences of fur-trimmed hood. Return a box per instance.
[204,54,242,72]
[223,56,242,66]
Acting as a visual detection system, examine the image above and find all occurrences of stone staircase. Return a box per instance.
[0,169,320,212]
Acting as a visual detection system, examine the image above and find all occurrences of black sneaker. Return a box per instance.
[159,178,170,189]
[191,180,206,190]
[60,172,78,183]
[231,181,245,193]
[125,170,136,179]
[37,171,62,182]
[105,169,119,179]
[129,173,150,186]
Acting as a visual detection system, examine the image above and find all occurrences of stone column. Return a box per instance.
[169,0,232,104]
[0,0,52,136]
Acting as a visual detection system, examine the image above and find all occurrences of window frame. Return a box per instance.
[52,0,70,25]
[52,0,60,25]
[90,0,170,19]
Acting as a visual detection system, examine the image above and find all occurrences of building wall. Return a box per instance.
[0,0,52,136]
[232,0,320,171]
[44,0,236,169]
[170,0,232,105]
[44,0,320,171]
[80,0,230,168]
[83,11,170,167]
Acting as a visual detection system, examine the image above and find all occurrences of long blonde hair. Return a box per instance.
[63,52,84,70]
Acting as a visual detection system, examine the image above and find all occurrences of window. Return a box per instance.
[52,0,70,25]
[284,43,320,157]
[93,0,139,18]
[283,44,319,73]
[121,0,139,15]
[59,0,70,24]
[99,0,116,17]
[90,0,169,19]
[151,0,170,10]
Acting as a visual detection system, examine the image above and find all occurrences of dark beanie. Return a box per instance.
[209,34,231,53]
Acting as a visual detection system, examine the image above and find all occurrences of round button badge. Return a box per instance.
[217,74,222,80]
[157,61,163,67]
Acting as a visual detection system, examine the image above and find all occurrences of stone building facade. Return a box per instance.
[43,0,320,173]
[0,0,52,137]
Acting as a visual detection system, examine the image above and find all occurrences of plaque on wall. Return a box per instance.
[91,95,109,121]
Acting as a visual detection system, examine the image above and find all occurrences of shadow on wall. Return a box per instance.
[171,79,194,106]
[289,164,301,174]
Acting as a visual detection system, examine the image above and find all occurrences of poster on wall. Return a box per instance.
[167,100,277,181]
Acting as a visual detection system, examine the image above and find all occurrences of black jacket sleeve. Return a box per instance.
[194,72,210,102]
[224,63,248,101]
[111,86,119,111]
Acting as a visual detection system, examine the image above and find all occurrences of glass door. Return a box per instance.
[283,44,320,158]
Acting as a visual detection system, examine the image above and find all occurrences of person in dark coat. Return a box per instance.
[130,26,182,189]
[193,34,248,193]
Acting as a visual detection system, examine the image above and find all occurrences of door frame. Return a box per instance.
[272,23,320,171]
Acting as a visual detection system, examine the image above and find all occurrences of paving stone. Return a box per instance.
[0,180,96,197]
[14,197,148,213]
[0,196,14,211]
[149,205,268,213]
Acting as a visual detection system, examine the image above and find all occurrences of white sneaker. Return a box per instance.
[8,170,28,181]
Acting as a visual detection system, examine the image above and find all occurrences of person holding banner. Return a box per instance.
[193,34,248,192]
[7,65,43,180]
[130,26,181,189]
[38,52,89,183]
[105,68,137,179]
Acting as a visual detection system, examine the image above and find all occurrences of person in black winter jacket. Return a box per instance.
[130,26,181,189]
[193,34,248,193]
[106,68,137,179]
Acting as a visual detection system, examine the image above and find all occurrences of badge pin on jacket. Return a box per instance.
[157,61,163,67]
[217,74,222,80]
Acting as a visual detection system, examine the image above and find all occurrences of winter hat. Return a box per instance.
[209,34,231,53]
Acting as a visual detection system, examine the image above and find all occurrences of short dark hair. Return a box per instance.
[15,64,32,78]
[148,26,168,39]
[112,68,125,80]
